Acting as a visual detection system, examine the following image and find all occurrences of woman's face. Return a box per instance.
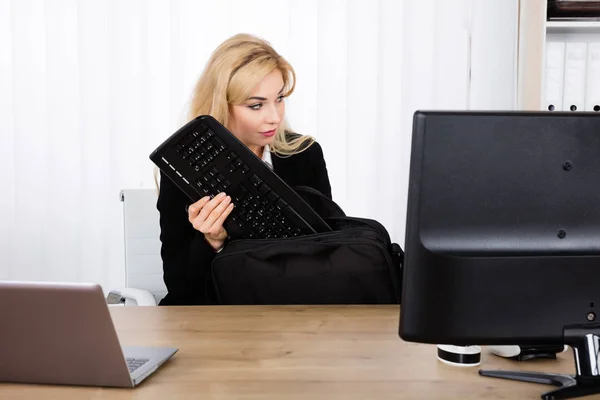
[228,69,286,155]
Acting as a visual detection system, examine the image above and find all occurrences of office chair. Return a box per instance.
[112,189,167,306]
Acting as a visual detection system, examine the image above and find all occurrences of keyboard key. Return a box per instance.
[259,184,271,195]
[276,198,288,209]
[235,187,248,202]
[267,191,279,204]
[178,137,193,148]
[126,358,149,373]
[250,174,262,187]
[214,138,226,151]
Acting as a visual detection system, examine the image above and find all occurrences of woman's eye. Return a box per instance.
[276,95,285,102]
[249,103,262,110]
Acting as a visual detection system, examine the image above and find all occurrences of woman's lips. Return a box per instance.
[261,129,276,137]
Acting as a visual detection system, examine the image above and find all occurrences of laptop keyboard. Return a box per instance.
[150,115,332,240]
[126,357,149,373]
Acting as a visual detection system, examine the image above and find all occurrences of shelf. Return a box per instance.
[546,20,600,33]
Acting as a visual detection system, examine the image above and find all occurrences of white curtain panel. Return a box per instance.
[0,0,517,289]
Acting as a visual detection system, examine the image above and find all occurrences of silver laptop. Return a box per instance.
[0,281,178,388]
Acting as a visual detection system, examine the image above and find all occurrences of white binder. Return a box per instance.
[543,41,566,111]
[584,42,600,112]
[562,42,588,112]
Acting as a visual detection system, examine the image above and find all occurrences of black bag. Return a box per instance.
[210,187,404,305]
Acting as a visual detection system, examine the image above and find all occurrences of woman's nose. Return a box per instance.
[265,104,282,124]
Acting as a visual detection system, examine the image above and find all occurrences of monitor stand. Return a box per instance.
[514,344,566,361]
[479,325,600,400]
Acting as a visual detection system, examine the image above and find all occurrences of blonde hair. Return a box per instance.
[188,33,314,156]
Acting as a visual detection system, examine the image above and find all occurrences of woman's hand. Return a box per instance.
[188,192,234,251]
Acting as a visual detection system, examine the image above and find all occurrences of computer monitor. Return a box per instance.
[399,111,600,400]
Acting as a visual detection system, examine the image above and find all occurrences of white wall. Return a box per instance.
[0,0,518,290]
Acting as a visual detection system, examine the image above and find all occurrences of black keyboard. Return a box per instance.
[150,115,331,240]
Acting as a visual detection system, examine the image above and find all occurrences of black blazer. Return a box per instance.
[157,139,332,305]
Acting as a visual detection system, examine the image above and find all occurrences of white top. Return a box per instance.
[262,144,273,169]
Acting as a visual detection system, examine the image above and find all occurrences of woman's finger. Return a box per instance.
[187,196,211,221]
[206,202,235,235]
[200,195,231,230]
[196,193,227,221]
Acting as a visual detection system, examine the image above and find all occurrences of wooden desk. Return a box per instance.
[0,305,592,399]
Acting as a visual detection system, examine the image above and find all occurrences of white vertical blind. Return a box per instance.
[0,0,518,290]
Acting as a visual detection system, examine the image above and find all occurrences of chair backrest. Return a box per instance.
[120,189,167,304]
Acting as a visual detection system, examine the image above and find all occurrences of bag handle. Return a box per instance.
[391,243,404,266]
[293,186,346,218]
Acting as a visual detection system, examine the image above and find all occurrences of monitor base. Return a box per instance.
[479,325,600,400]
[478,370,600,400]
[489,344,567,361]
[513,344,566,362]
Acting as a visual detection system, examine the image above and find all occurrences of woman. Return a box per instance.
[158,33,332,305]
